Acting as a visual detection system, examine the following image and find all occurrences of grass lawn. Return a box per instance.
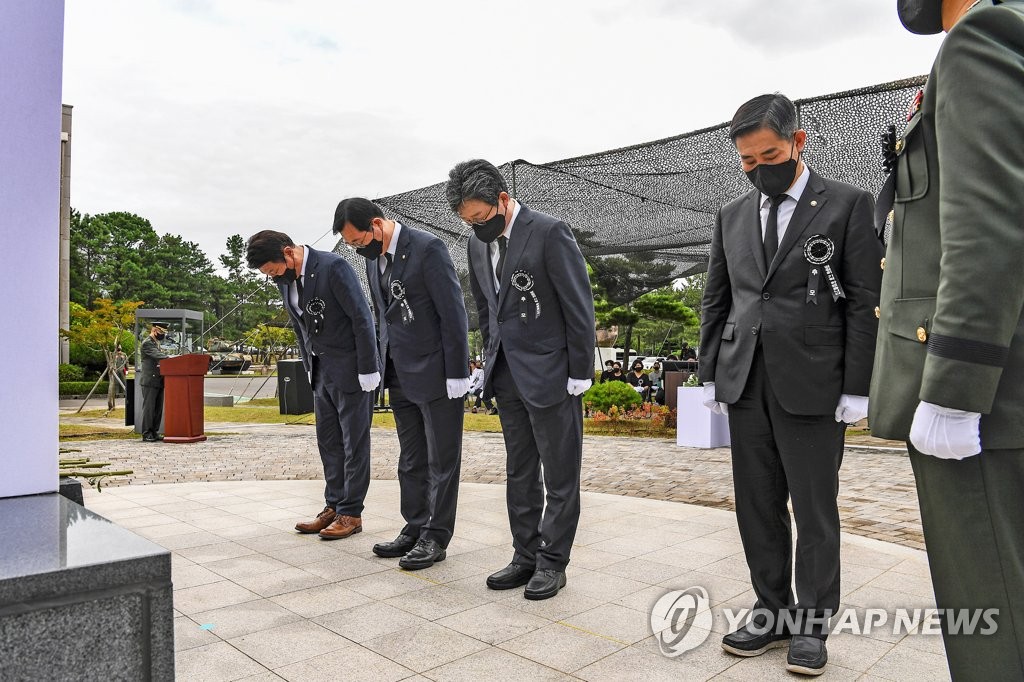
[69,399,672,438]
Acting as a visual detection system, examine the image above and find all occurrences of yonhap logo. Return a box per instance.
[650,587,713,657]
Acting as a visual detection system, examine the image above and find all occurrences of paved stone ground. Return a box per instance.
[85,479,949,682]
[61,417,924,549]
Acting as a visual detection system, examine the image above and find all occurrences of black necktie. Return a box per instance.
[381,252,393,303]
[296,277,303,299]
[496,236,508,290]
[763,194,787,267]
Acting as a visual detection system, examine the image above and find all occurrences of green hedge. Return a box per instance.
[59,363,85,382]
[60,381,109,396]
[583,380,643,413]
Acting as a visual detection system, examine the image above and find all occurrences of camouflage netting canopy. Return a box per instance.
[341,77,925,293]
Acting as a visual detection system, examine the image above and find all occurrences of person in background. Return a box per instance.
[649,361,663,404]
[599,359,616,382]
[609,361,628,383]
[625,359,652,401]
[138,324,168,443]
[468,360,494,414]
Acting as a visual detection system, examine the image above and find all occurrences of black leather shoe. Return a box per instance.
[721,621,789,657]
[486,562,534,590]
[524,569,566,600]
[373,533,418,558]
[786,635,827,676]
[142,433,159,442]
[399,539,446,570]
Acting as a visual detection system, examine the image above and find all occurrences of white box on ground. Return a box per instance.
[676,386,731,448]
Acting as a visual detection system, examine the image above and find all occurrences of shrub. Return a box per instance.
[59,381,109,396]
[59,363,85,382]
[583,380,643,414]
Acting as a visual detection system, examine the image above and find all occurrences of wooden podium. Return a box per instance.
[159,354,211,443]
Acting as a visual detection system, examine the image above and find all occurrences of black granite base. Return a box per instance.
[0,494,173,681]
[58,476,83,506]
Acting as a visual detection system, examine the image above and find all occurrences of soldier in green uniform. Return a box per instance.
[138,324,169,442]
[870,1,1024,677]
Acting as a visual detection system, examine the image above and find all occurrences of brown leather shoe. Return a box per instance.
[318,515,362,540]
[295,506,336,534]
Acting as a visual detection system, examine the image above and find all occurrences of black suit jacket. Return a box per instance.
[468,204,596,409]
[366,224,470,404]
[282,246,378,393]
[699,169,882,415]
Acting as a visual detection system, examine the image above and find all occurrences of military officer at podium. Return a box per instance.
[334,197,470,570]
[870,1,1024,677]
[139,324,168,442]
[246,230,380,540]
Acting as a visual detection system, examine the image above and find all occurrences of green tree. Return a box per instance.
[62,298,143,411]
[589,253,678,363]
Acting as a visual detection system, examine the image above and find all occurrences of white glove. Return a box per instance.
[834,394,869,424]
[702,382,728,415]
[358,372,381,392]
[910,401,982,460]
[446,377,471,400]
[567,378,592,396]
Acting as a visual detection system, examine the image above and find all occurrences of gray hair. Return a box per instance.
[729,93,798,142]
[445,159,509,212]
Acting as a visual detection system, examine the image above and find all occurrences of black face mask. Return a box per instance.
[155,333,166,341]
[273,268,297,286]
[472,206,507,244]
[897,0,943,35]
[745,144,799,197]
[355,225,384,260]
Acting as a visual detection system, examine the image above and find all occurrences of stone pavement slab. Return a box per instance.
[84,480,948,681]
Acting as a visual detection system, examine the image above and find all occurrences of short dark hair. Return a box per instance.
[729,93,798,142]
[605,360,614,367]
[445,159,508,212]
[333,197,384,235]
[246,230,294,269]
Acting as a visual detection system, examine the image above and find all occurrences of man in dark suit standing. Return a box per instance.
[246,230,379,541]
[870,1,1024,677]
[446,159,596,601]
[139,323,169,442]
[699,94,882,675]
[333,197,470,570]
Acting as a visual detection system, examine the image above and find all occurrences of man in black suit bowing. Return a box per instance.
[698,94,882,675]
[334,197,470,570]
[246,230,380,541]
[447,159,596,600]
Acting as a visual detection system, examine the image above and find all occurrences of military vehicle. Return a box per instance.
[205,337,253,374]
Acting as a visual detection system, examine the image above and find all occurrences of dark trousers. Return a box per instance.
[388,378,463,548]
[140,382,164,436]
[909,444,1024,681]
[472,389,493,411]
[313,365,372,517]
[728,349,845,639]
[491,351,583,571]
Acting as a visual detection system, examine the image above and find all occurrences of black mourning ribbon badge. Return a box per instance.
[305,297,326,335]
[389,279,415,325]
[803,235,845,304]
[511,270,541,323]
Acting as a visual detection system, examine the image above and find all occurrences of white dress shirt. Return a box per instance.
[287,245,311,317]
[490,200,521,291]
[378,222,402,275]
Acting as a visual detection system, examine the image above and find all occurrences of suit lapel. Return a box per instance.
[471,235,497,309]
[300,246,321,313]
[496,206,535,311]
[767,170,828,281]
[386,225,411,314]
[742,191,768,282]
